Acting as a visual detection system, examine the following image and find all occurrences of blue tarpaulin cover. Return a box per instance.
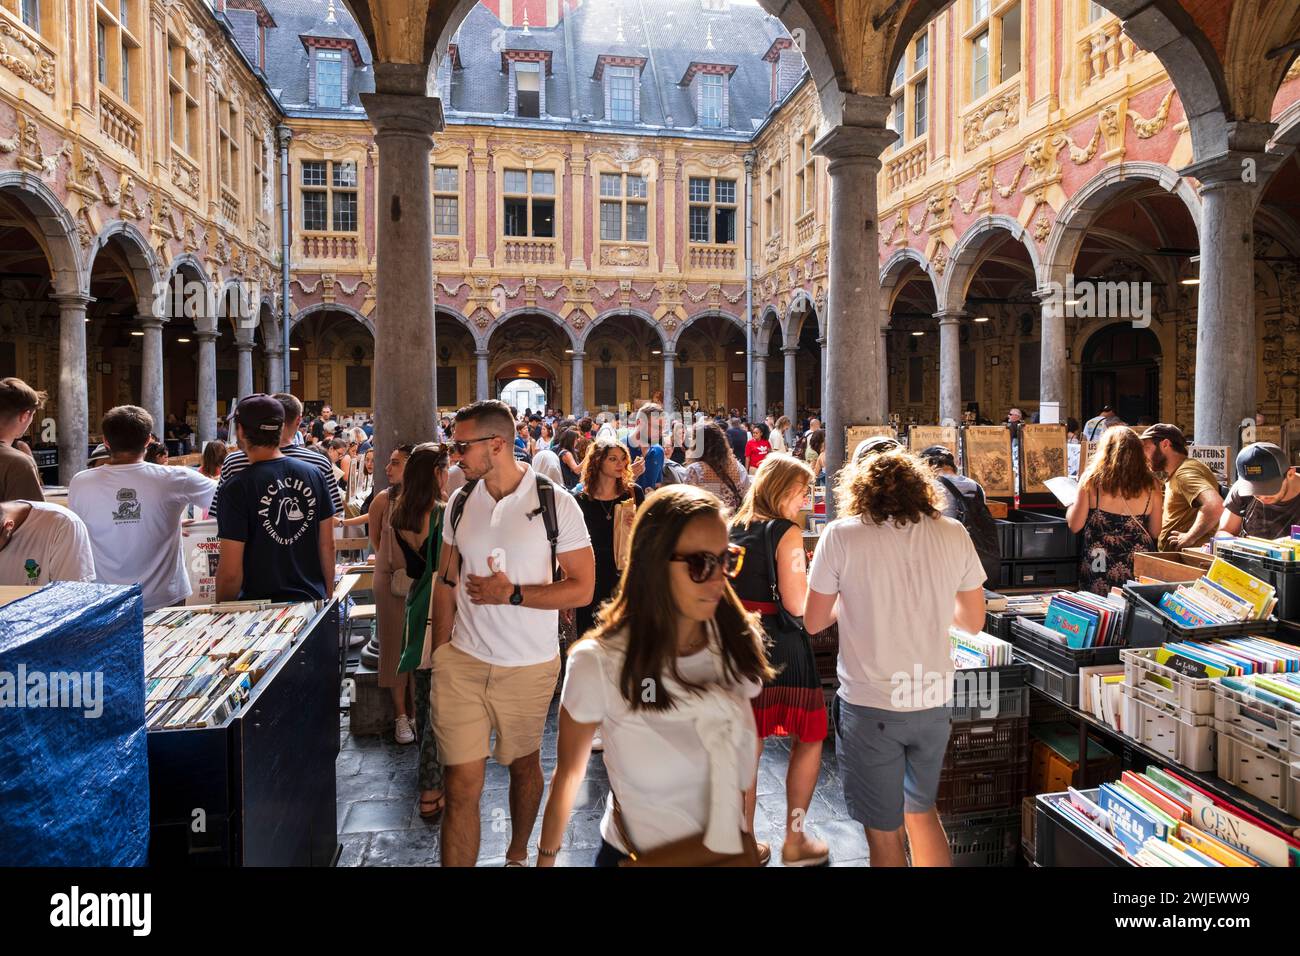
[0,582,148,866]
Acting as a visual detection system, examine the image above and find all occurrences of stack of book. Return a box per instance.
[1054,767,1300,866]
[1216,534,1300,563]
[1157,558,1278,627]
[1016,590,1128,649]
[1147,636,1300,679]
[949,627,1014,668]
[1079,665,1126,731]
[142,603,319,731]
[1218,671,1300,712]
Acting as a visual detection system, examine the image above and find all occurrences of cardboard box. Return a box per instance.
[1132,551,1214,583]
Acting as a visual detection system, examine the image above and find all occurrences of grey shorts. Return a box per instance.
[833,697,951,831]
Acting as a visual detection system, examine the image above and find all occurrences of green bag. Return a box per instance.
[398,509,443,674]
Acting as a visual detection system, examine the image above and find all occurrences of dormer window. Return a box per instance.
[300,33,364,109]
[515,62,541,117]
[594,55,647,124]
[316,50,343,108]
[699,74,723,127]
[680,62,736,130]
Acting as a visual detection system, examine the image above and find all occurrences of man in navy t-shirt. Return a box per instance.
[215,394,337,603]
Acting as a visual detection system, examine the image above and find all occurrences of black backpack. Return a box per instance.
[448,473,561,582]
[939,476,1002,585]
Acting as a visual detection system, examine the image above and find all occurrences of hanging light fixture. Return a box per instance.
[1180,256,1201,286]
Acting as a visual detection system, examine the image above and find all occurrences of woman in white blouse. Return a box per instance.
[537,484,775,866]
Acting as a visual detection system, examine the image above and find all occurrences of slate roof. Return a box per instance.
[258,0,801,134]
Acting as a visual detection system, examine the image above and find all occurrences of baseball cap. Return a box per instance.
[1138,423,1186,451]
[1234,442,1289,498]
[919,444,957,469]
[235,393,285,434]
[88,443,109,463]
[322,420,338,433]
[852,435,902,464]
[1100,404,1115,413]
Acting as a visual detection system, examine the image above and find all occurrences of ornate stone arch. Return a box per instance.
[880,247,939,313]
[667,308,747,353]
[87,219,161,315]
[479,307,577,352]
[290,301,376,338]
[940,215,1043,312]
[579,307,670,353]
[0,172,84,296]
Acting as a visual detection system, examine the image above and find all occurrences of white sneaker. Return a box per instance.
[590,729,604,752]
[394,715,416,745]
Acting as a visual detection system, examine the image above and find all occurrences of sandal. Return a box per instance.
[504,858,527,867]
[418,792,445,822]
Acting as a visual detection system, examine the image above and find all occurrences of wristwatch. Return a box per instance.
[509,584,524,606]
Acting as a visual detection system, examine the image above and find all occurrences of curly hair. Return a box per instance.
[835,449,941,526]
[1080,425,1159,501]
[578,436,634,496]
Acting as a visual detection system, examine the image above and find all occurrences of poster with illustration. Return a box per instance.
[962,426,1014,497]
[1020,424,1068,494]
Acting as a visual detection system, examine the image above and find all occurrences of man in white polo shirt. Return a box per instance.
[431,399,594,867]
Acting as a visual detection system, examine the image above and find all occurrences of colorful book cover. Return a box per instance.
[1100,784,1167,855]
[1045,602,1097,648]
[1176,824,1259,867]
[1157,768,1299,867]
[1206,557,1276,618]
[1158,592,1216,629]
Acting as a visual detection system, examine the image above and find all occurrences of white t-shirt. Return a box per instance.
[0,501,96,586]
[808,513,986,711]
[561,627,761,855]
[68,462,216,611]
[443,465,591,666]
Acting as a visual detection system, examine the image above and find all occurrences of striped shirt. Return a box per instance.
[210,445,344,522]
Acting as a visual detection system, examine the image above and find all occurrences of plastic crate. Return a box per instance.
[984,610,1046,641]
[949,664,1027,722]
[1005,560,1078,588]
[1009,618,1124,673]
[997,511,1079,561]
[1217,544,1300,623]
[807,623,838,655]
[1014,645,1083,708]
[1020,795,1037,863]
[1119,686,1216,772]
[1120,647,1218,715]
[936,759,1029,815]
[1034,791,1131,867]
[945,717,1030,768]
[1215,731,1300,815]
[814,651,838,685]
[944,808,1021,867]
[1212,680,1300,758]
[1029,737,1122,794]
[1121,582,1278,647]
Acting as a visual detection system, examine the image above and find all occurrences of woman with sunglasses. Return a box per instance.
[372,444,416,744]
[538,485,775,866]
[729,454,829,866]
[390,442,451,821]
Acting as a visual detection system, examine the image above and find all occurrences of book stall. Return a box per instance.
[0,579,349,868]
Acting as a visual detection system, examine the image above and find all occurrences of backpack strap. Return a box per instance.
[441,479,479,587]
[938,475,970,524]
[533,473,562,583]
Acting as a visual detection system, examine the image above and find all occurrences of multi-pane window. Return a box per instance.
[515,62,541,118]
[699,74,723,128]
[971,29,990,99]
[218,95,239,196]
[167,35,200,155]
[301,160,357,232]
[764,161,782,239]
[970,0,1020,100]
[96,0,140,105]
[503,168,555,238]
[315,50,344,108]
[608,66,636,123]
[914,32,928,72]
[914,78,928,137]
[250,131,268,218]
[1088,1,1106,22]
[599,173,648,242]
[972,0,989,20]
[1000,2,1022,84]
[433,166,459,236]
[891,95,904,143]
[795,130,815,215]
[19,0,39,31]
[688,177,736,244]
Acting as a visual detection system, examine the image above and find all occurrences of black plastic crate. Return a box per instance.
[997,511,1079,561]
[1217,545,1300,623]
[1009,618,1124,672]
[944,808,1021,867]
[936,759,1029,816]
[1122,581,1278,647]
[1012,645,1083,708]
[1034,791,1130,867]
[984,610,1046,641]
[950,664,1030,722]
[1005,560,1078,588]
[945,717,1030,768]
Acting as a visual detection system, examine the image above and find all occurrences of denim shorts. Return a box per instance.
[833,697,952,832]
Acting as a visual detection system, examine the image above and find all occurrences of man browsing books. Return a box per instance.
[1219,442,1300,540]
[1140,423,1224,551]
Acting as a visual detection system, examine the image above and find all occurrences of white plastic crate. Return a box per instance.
[1212,681,1300,759]
[1215,731,1300,815]
[1120,686,1216,772]
[1120,648,1217,715]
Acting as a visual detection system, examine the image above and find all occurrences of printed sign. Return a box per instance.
[181,519,221,605]
[844,424,898,456]
[1020,424,1068,495]
[962,426,1015,497]
[908,425,959,457]
[1189,445,1232,485]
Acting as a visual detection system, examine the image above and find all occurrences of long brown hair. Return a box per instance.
[731,453,813,528]
[389,442,448,533]
[585,485,774,711]
[835,448,941,526]
[1080,425,1159,501]
[579,436,634,497]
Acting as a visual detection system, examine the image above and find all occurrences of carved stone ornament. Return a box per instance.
[1129,90,1176,139]
[962,87,1021,149]
[172,151,200,199]
[432,240,459,261]
[931,246,948,276]
[1032,215,1052,243]
[0,21,57,95]
[600,245,650,268]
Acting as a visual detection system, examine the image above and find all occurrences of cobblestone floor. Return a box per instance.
[336,700,868,867]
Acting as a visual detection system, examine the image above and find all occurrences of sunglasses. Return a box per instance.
[450,435,498,455]
[670,544,745,583]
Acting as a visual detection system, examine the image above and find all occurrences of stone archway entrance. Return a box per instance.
[1081,324,1161,427]
[495,362,552,411]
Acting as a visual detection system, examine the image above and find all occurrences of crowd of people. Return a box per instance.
[3,371,1299,867]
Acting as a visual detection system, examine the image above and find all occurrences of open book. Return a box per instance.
[1044,475,1079,507]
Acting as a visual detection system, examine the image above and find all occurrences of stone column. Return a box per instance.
[139,314,165,431]
[195,329,218,448]
[235,340,254,400]
[54,293,91,483]
[360,91,444,479]
[814,103,895,508]
[570,350,586,417]
[1036,289,1067,414]
[662,351,676,419]
[475,349,490,402]
[266,345,285,395]
[783,346,798,422]
[936,310,964,425]
[1182,149,1269,449]
[753,352,767,421]
[879,324,890,422]
[817,335,826,419]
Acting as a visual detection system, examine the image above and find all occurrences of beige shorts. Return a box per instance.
[429,642,560,767]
